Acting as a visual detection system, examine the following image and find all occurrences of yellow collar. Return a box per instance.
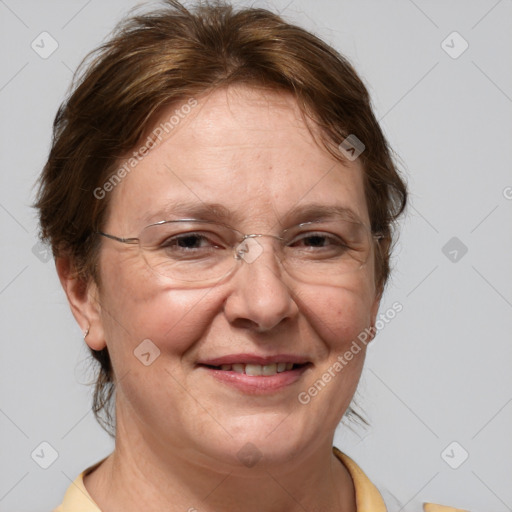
[333,446,387,511]
[54,448,466,511]
[333,448,468,512]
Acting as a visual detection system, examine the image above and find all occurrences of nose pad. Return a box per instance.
[234,236,264,264]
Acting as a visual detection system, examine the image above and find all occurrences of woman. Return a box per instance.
[36,1,461,510]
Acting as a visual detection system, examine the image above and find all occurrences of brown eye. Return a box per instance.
[164,233,211,249]
[290,232,347,249]
[300,234,332,247]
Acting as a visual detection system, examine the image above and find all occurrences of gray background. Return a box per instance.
[1,0,511,511]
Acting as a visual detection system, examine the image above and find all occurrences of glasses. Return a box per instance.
[97,217,380,288]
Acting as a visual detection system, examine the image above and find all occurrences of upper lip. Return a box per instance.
[198,353,311,366]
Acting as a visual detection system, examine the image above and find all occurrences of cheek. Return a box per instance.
[302,278,376,388]
[294,281,374,428]
[98,251,222,361]
[302,275,377,351]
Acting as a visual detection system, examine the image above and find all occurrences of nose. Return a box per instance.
[223,238,299,332]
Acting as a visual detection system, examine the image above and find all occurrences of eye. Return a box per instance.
[141,221,237,260]
[164,233,213,250]
[297,233,337,248]
[160,232,225,252]
[288,231,349,253]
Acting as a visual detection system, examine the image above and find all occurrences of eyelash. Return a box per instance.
[289,232,346,248]
[160,231,348,253]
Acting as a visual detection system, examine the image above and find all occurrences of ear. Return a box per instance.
[368,235,389,340]
[370,289,382,329]
[56,256,106,351]
[366,282,383,344]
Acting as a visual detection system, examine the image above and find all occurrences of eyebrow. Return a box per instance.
[141,201,363,227]
[140,202,236,225]
[278,204,364,226]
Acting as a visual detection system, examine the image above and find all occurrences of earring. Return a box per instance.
[84,327,90,339]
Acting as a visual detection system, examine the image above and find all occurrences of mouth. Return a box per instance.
[200,362,308,376]
[197,355,312,394]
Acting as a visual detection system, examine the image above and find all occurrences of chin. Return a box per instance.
[204,413,313,468]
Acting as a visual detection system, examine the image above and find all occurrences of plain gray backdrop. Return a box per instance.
[1,0,511,511]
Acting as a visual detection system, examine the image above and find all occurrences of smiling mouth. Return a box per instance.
[201,362,309,376]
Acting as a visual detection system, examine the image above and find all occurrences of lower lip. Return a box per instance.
[199,365,311,394]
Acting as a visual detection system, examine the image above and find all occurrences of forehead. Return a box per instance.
[105,85,369,231]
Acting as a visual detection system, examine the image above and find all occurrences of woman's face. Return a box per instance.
[87,85,381,468]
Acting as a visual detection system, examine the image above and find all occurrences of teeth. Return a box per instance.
[262,364,277,376]
[245,364,262,376]
[232,364,245,374]
[277,362,287,372]
[215,362,299,375]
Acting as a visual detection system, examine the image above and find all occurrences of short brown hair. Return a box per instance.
[35,0,407,435]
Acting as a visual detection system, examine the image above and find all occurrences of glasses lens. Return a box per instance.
[137,218,374,287]
[138,220,237,284]
[279,218,373,285]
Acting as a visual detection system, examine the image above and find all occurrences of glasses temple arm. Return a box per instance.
[96,232,139,244]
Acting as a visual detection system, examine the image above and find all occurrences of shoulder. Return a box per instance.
[53,458,106,512]
[333,447,470,512]
[55,451,469,512]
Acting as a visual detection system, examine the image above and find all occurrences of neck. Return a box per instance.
[84,416,356,512]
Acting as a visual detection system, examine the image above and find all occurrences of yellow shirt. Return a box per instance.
[53,447,468,512]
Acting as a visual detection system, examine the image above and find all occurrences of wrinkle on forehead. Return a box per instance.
[105,85,369,234]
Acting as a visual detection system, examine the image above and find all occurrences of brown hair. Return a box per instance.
[35,0,407,435]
